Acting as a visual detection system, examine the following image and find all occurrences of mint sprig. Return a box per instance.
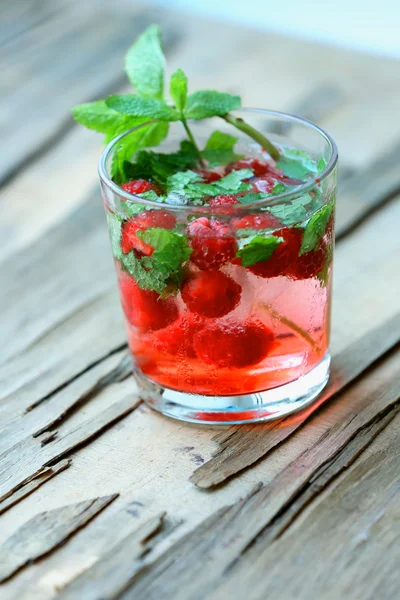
[72,24,280,181]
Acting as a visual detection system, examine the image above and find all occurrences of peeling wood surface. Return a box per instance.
[1,2,400,599]
[0,496,118,582]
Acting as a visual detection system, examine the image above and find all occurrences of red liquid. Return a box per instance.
[118,264,331,396]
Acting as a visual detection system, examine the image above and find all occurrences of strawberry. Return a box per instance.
[121,210,176,256]
[194,320,275,368]
[118,274,178,332]
[151,314,204,358]
[181,271,241,318]
[188,217,237,270]
[121,179,161,195]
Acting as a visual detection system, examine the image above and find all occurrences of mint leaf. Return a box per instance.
[170,69,188,113]
[71,100,147,143]
[106,95,179,121]
[124,203,147,217]
[277,149,318,180]
[138,228,192,273]
[217,168,253,190]
[184,91,241,119]
[125,25,165,100]
[167,170,201,191]
[300,202,334,255]
[201,130,242,166]
[237,235,283,267]
[106,212,123,260]
[124,141,198,184]
[271,183,286,195]
[317,157,327,173]
[122,227,192,293]
[268,194,314,226]
[111,121,169,183]
[122,252,167,294]
[237,192,269,204]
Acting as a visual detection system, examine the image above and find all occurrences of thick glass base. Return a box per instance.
[135,353,330,425]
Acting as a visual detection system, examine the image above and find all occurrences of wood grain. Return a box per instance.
[56,513,166,600]
[190,312,400,488]
[0,460,71,516]
[210,413,400,600]
[0,395,140,503]
[0,495,118,582]
[0,349,131,455]
[336,141,400,239]
[119,349,400,599]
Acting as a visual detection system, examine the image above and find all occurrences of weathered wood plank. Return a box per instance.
[56,513,166,600]
[118,349,400,599]
[210,413,400,600]
[0,2,168,186]
[336,141,400,239]
[0,395,140,503]
[191,313,400,488]
[0,349,131,454]
[0,459,71,516]
[0,495,118,582]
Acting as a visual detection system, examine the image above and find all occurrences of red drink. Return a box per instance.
[99,111,337,423]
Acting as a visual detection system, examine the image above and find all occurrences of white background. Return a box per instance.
[152,0,400,59]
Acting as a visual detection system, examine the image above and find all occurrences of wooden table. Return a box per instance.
[1,2,399,598]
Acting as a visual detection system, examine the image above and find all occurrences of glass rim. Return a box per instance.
[98,108,338,212]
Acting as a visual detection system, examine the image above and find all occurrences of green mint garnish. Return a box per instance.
[299,202,334,255]
[317,157,327,173]
[271,182,286,195]
[237,192,269,204]
[165,168,253,203]
[72,24,279,181]
[106,212,123,260]
[236,234,283,267]
[202,131,242,167]
[125,25,165,100]
[277,149,318,180]
[169,68,188,114]
[268,193,314,226]
[122,227,192,294]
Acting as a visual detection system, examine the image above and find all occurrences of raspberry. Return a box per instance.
[248,228,301,278]
[208,194,239,208]
[232,213,281,230]
[188,217,237,270]
[181,271,241,318]
[151,314,204,358]
[226,158,272,177]
[288,239,327,280]
[194,320,275,368]
[121,210,176,255]
[121,179,161,195]
[118,274,178,332]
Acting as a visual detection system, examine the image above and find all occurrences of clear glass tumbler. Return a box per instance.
[99,109,338,424]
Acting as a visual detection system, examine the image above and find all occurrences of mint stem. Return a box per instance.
[259,303,322,354]
[181,118,206,167]
[222,114,280,161]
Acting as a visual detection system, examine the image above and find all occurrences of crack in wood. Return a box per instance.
[0,459,72,516]
[190,313,400,489]
[0,395,141,503]
[117,350,400,599]
[0,494,118,583]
